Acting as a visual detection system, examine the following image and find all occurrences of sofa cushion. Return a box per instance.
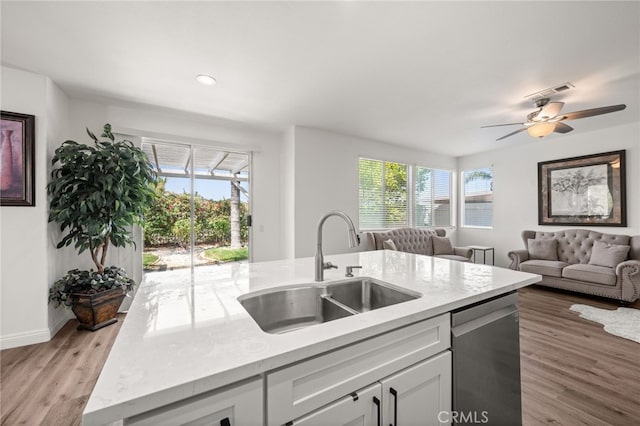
[382,239,397,251]
[562,264,617,286]
[528,238,558,261]
[588,241,630,268]
[432,236,453,255]
[519,260,569,278]
[437,254,471,262]
[531,229,630,264]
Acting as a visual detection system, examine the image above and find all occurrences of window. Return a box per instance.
[359,158,408,229]
[359,158,453,230]
[462,167,493,228]
[415,167,452,227]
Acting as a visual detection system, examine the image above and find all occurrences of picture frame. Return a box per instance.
[538,150,626,226]
[1,111,35,206]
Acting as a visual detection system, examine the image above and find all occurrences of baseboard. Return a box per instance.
[49,313,71,339]
[0,328,51,350]
[0,313,72,350]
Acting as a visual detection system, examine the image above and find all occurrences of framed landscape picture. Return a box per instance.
[0,111,35,206]
[538,150,626,226]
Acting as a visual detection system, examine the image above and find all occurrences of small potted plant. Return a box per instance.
[47,124,156,330]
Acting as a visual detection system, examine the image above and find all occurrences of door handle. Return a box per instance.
[390,387,398,426]
[373,396,381,426]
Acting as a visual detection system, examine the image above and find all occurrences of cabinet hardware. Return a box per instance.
[220,417,231,426]
[390,387,398,426]
[350,391,359,401]
[373,396,381,426]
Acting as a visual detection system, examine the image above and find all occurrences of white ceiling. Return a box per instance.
[1,1,638,157]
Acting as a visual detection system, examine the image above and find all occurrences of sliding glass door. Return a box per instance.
[141,140,251,277]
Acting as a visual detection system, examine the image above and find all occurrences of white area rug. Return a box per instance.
[570,304,640,344]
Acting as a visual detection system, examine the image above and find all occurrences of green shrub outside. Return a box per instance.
[144,180,248,247]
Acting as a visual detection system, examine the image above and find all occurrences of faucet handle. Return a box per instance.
[345,265,363,277]
[323,261,338,270]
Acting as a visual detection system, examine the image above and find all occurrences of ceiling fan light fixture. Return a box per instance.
[527,122,555,138]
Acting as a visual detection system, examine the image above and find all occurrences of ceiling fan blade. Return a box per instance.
[558,104,626,121]
[534,102,564,120]
[553,122,573,134]
[496,127,527,141]
[481,123,524,128]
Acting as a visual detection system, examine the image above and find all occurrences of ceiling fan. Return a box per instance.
[482,98,627,141]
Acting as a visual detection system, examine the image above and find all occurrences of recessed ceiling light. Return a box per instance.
[196,74,216,86]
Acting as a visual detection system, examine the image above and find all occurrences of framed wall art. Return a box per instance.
[1,111,35,206]
[538,150,626,226]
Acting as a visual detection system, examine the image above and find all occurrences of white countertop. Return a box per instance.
[83,250,540,424]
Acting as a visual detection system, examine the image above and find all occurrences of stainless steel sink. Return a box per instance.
[238,286,355,334]
[238,278,420,334]
[327,277,420,313]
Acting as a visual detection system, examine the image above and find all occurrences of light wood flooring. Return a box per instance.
[1,314,124,426]
[518,286,640,426]
[1,287,639,425]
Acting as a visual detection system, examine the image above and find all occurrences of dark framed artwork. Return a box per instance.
[538,150,626,226]
[0,111,35,206]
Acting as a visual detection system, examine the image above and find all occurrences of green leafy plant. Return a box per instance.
[47,124,156,305]
[49,267,134,307]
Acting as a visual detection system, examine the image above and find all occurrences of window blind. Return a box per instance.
[415,167,452,227]
[463,167,493,227]
[359,158,408,229]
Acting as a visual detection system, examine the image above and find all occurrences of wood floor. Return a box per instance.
[1,314,124,426]
[1,287,639,425]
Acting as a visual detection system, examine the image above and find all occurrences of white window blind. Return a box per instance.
[359,158,408,229]
[463,167,493,227]
[415,167,452,227]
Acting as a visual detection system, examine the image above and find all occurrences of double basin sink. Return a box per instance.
[238,277,421,334]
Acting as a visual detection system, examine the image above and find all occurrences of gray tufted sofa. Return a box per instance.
[364,227,472,262]
[508,229,640,303]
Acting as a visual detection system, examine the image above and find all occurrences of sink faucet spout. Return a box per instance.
[315,211,360,281]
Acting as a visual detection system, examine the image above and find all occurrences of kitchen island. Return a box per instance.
[83,250,540,425]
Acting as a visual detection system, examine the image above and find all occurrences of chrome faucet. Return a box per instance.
[315,211,360,281]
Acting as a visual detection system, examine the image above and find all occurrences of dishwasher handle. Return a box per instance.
[452,306,518,337]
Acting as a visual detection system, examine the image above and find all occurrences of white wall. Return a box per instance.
[67,99,285,264]
[287,126,457,259]
[281,127,296,260]
[0,66,68,349]
[0,72,285,347]
[456,122,640,267]
[45,77,72,335]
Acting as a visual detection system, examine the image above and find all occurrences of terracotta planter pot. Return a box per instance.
[70,287,126,331]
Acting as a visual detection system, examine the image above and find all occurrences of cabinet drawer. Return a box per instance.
[124,377,262,426]
[268,313,450,425]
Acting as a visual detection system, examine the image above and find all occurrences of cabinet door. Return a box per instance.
[292,383,382,426]
[124,378,262,426]
[381,351,452,426]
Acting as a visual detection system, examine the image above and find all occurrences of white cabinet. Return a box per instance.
[381,351,452,426]
[124,377,262,426]
[293,383,382,426]
[268,314,450,425]
[287,352,451,426]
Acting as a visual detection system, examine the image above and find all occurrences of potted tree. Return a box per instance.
[47,124,156,331]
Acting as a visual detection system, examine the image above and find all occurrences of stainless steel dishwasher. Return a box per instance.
[451,291,522,426]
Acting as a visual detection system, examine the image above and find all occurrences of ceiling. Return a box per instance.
[1,1,638,157]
